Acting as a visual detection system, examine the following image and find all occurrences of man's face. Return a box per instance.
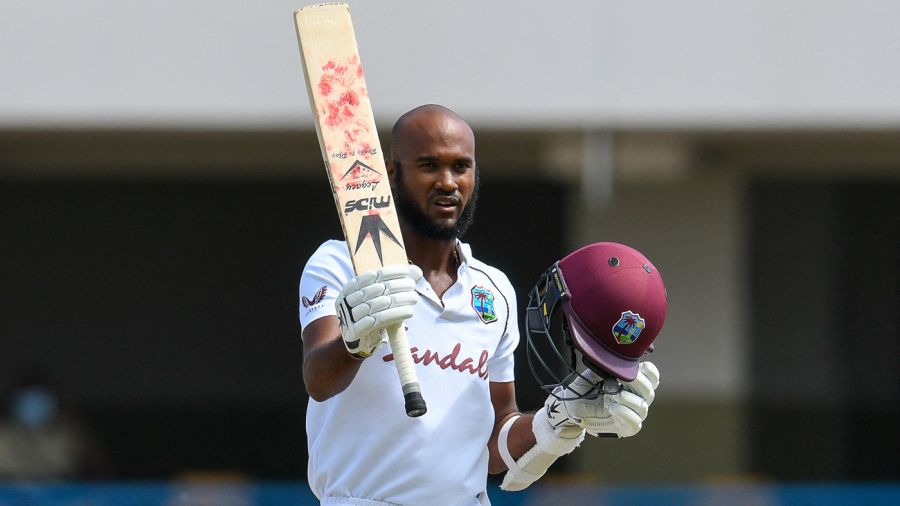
[389,113,478,240]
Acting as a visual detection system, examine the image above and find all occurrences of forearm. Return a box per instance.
[302,328,363,402]
[488,412,536,474]
[487,399,587,491]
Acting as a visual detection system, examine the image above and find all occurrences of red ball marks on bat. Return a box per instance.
[318,75,333,96]
[338,90,359,107]
[325,103,342,128]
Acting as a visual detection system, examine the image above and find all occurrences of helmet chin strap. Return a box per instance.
[561,319,572,346]
[561,319,578,368]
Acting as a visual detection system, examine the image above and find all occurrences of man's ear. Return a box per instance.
[386,159,397,181]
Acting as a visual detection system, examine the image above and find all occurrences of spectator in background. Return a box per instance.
[0,368,108,480]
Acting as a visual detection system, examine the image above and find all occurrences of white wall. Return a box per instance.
[2,0,900,129]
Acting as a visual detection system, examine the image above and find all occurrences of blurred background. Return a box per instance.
[1,0,898,504]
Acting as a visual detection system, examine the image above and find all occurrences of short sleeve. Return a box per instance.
[486,274,519,382]
[299,240,355,332]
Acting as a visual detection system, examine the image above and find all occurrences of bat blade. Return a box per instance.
[294,3,426,417]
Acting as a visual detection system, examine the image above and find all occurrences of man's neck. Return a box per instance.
[403,235,458,273]
[401,224,460,297]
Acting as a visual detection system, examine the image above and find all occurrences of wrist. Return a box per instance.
[532,407,585,455]
[337,334,367,362]
[346,350,366,361]
[342,332,376,360]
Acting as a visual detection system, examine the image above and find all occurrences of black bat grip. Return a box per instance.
[404,391,427,417]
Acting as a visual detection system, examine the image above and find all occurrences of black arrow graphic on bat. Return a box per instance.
[354,213,402,266]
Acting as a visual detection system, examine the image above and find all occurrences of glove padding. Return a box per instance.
[336,264,422,358]
[545,362,660,438]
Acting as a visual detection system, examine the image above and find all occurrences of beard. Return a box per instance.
[392,164,480,240]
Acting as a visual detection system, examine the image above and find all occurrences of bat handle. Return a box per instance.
[383,325,427,417]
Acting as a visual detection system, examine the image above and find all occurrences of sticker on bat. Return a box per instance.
[340,160,381,191]
[354,213,402,266]
[331,146,378,160]
[345,196,391,214]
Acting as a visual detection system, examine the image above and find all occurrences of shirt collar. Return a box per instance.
[456,240,472,267]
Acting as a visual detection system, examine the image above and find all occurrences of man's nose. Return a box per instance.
[434,168,458,191]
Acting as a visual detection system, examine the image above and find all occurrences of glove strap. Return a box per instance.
[499,411,585,492]
[497,414,521,472]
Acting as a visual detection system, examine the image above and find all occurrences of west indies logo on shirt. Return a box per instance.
[470,286,498,324]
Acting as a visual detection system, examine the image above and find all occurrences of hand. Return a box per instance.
[335,264,422,359]
[543,362,660,438]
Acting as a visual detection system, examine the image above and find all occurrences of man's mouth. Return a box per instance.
[432,195,460,210]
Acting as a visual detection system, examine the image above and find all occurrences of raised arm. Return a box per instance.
[486,364,661,491]
[302,315,364,401]
[301,263,422,401]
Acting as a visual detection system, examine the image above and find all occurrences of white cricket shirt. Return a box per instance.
[299,240,519,506]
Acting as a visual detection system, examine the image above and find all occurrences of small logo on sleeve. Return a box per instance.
[302,286,328,308]
[471,286,498,324]
[612,310,645,344]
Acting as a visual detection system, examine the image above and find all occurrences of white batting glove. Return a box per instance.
[335,264,422,359]
[544,362,661,438]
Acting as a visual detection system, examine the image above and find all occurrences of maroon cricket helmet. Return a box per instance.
[525,242,667,388]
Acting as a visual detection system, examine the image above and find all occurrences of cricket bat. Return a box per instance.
[293,3,426,417]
